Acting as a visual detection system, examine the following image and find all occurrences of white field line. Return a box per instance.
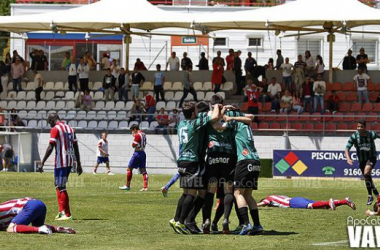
[312,240,348,246]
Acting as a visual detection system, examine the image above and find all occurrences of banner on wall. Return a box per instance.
[273,150,380,178]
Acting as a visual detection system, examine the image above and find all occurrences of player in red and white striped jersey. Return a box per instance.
[119,124,148,191]
[258,195,356,210]
[40,113,82,221]
[0,197,75,234]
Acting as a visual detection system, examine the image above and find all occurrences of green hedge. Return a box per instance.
[259,159,273,178]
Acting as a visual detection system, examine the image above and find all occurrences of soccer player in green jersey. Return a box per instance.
[345,120,380,205]
[169,102,220,234]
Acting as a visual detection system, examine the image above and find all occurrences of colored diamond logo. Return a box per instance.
[209,141,214,148]
[284,152,299,166]
[292,160,308,175]
[275,159,291,174]
[242,149,249,156]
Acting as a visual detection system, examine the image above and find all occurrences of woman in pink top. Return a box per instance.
[292,90,304,114]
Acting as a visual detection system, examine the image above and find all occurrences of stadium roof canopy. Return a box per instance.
[0,0,196,34]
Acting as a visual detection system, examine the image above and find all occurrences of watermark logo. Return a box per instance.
[347,216,380,247]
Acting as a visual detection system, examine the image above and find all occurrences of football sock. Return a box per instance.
[201,192,215,223]
[250,209,260,226]
[179,194,195,224]
[238,207,250,226]
[174,194,187,222]
[212,200,224,225]
[165,173,180,190]
[93,167,97,173]
[311,201,330,209]
[364,175,374,196]
[234,199,244,225]
[56,188,64,213]
[142,171,148,188]
[14,225,39,234]
[46,225,57,233]
[223,193,234,222]
[334,199,347,207]
[61,190,71,217]
[126,169,132,187]
[187,196,204,223]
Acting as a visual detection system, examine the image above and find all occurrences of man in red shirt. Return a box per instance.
[245,79,262,124]
[327,90,340,114]
[226,49,235,71]
[40,113,82,221]
[144,94,156,123]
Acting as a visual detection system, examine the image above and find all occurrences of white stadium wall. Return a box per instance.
[33,133,351,174]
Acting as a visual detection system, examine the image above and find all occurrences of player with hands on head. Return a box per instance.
[40,113,82,221]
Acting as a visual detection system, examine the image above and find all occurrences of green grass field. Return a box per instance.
[0,173,373,249]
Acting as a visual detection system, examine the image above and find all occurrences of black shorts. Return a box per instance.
[205,153,236,184]
[178,161,206,189]
[3,149,13,159]
[359,158,377,173]
[234,159,260,189]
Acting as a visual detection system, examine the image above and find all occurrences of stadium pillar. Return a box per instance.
[328,32,334,84]
[283,131,290,149]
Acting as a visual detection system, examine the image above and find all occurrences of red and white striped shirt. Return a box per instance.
[132,130,146,151]
[49,121,78,168]
[97,138,108,157]
[0,197,31,230]
[261,195,291,208]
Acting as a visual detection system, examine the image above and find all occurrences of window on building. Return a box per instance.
[352,40,377,64]
[297,40,322,58]
[213,37,227,47]
[248,38,262,47]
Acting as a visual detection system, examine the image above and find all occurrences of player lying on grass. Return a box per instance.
[366,197,380,216]
[0,197,76,234]
[257,195,356,210]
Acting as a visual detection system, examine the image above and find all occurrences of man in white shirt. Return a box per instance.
[280,57,293,92]
[67,57,77,92]
[166,52,180,71]
[34,70,45,102]
[313,74,326,114]
[267,77,282,101]
[93,132,114,175]
[77,57,89,92]
[353,68,370,104]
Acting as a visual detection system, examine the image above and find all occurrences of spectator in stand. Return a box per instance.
[244,52,257,81]
[267,77,282,103]
[144,93,156,123]
[213,51,225,69]
[34,70,45,103]
[11,50,24,64]
[131,68,145,102]
[77,57,89,92]
[0,107,4,130]
[234,50,243,95]
[292,90,304,114]
[301,77,314,114]
[153,64,165,102]
[343,49,357,70]
[103,69,116,101]
[196,52,209,70]
[84,51,96,70]
[101,52,110,70]
[0,61,7,95]
[111,59,120,79]
[67,57,77,92]
[166,51,180,71]
[181,52,193,71]
[305,50,315,77]
[212,57,223,93]
[226,49,234,71]
[327,90,340,114]
[265,58,274,71]
[178,66,198,109]
[8,108,23,128]
[280,57,293,92]
[244,79,262,123]
[356,47,369,72]
[29,49,38,71]
[155,107,170,134]
[11,56,24,92]
[313,74,326,114]
[275,49,284,70]
[80,89,93,111]
[129,98,144,122]
[271,91,282,113]
[280,90,292,114]
[118,68,129,102]
[61,52,71,71]
[293,55,307,92]
[168,108,180,129]
[5,52,12,73]
[36,50,48,71]
[315,55,325,77]
[134,58,147,71]
[259,77,269,106]
[353,68,370,104]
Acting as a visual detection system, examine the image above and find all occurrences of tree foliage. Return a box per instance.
[0,0,15,59]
